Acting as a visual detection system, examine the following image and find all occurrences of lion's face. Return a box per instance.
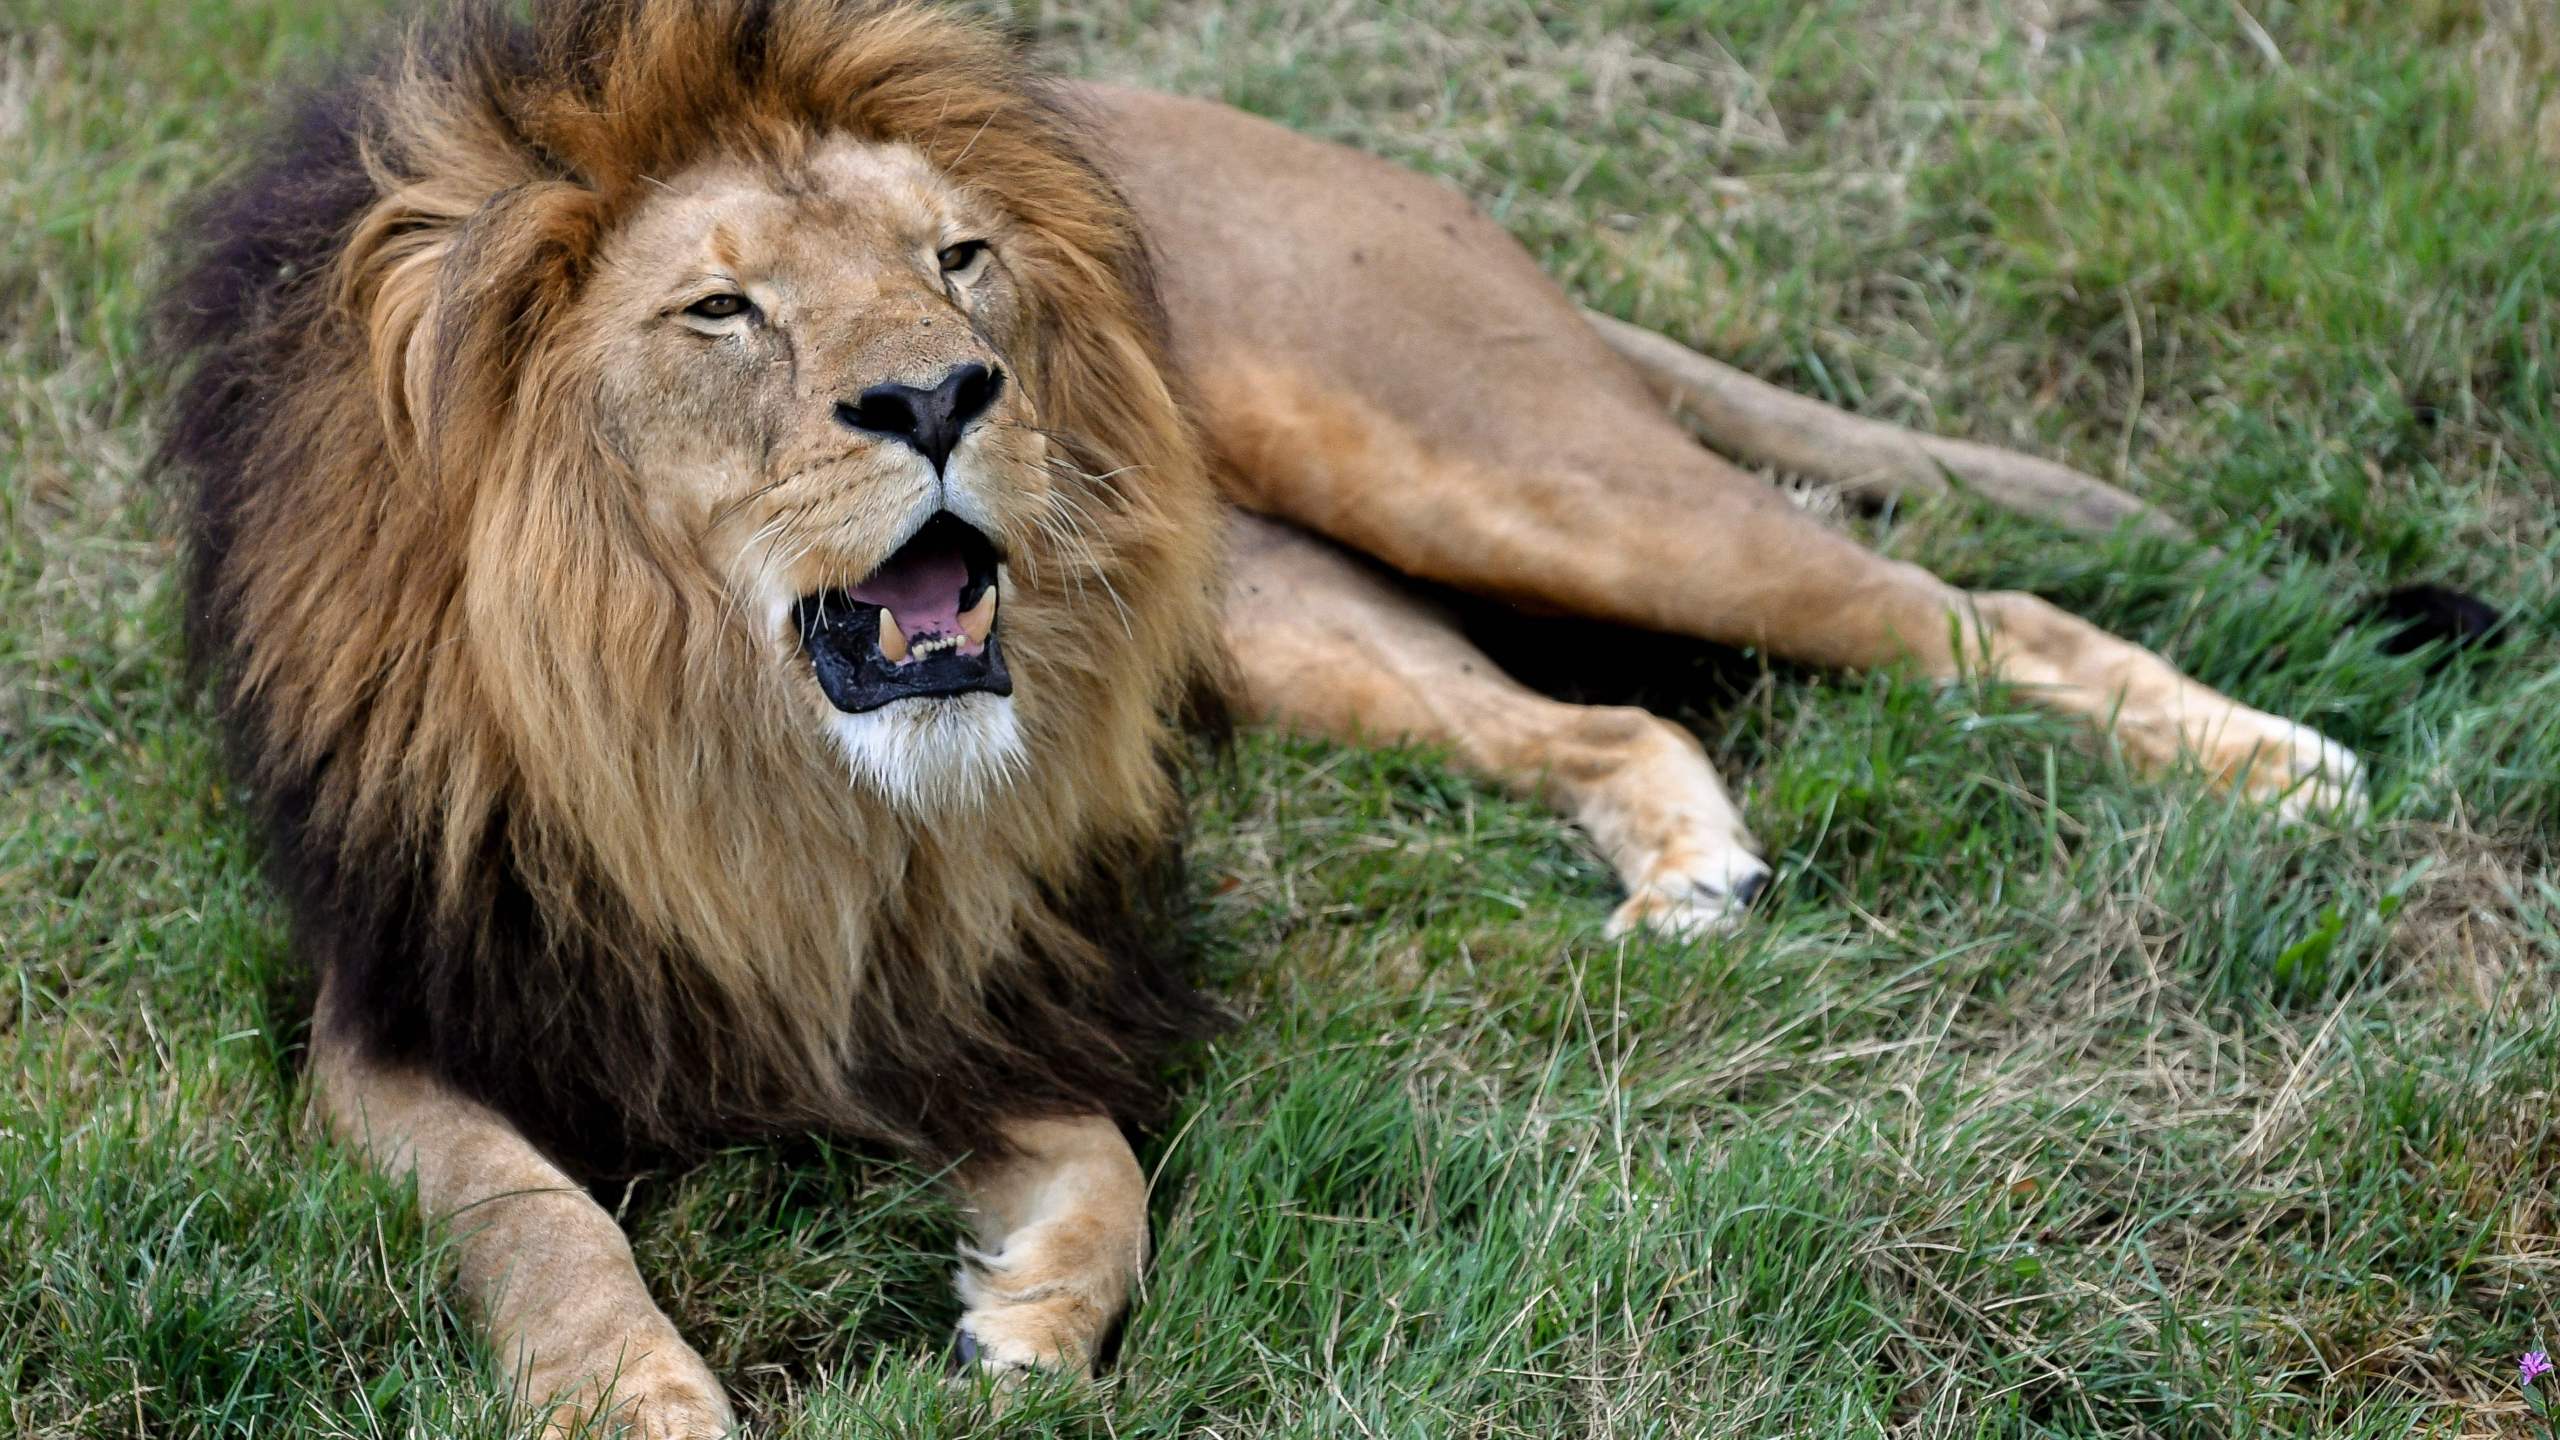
[582,138,1054,808]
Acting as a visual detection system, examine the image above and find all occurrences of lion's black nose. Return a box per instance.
[835,362,1002,475]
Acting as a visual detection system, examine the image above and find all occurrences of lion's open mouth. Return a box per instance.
[795,512,1011,714]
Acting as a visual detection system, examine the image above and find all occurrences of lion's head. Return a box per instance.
[162,0,1225,1166]
[581,141,1056,808]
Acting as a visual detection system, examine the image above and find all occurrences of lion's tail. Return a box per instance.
[1583,306,2509,658]
[1580,306,2184,540]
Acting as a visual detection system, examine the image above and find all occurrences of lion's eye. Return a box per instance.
[937,240,989,275]
[685,292,753,321]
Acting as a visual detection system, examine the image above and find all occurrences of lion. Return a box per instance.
[158,0,2383,1433]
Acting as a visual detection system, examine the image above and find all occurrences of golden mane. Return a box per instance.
[160,0,1225,1167]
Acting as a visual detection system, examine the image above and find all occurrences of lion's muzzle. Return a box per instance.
[795,512,1011,714]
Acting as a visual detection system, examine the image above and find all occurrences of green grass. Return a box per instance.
[6,0,2559,1434]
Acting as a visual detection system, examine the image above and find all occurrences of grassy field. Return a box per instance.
[6,0,2560,1434]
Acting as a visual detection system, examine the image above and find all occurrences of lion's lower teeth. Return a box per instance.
[877,609,910,664]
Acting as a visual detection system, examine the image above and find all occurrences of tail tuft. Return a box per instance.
[2367,584,2508,658]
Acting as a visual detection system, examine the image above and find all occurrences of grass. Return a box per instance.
[5,0,2559,1434]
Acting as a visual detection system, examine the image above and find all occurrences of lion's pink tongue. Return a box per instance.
[850,543,969,640]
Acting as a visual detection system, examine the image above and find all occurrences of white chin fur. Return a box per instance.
[824,691,1027,813]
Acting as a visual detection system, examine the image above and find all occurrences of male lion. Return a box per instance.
[159,0,2371,1432]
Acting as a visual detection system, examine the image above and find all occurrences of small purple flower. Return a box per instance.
[2523,1350,2553,1386]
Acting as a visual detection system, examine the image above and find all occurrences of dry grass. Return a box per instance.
[4,1,2558,1436]
[2476,0,2560,159]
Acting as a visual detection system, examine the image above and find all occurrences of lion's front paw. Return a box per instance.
[532,1352,737,1440]
[949,1294,1110,1382]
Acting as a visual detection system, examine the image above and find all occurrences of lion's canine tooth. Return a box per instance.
[877,608,910,664]
[960,586,998,648]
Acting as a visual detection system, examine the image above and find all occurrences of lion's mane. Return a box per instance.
[158,0,1226,1171]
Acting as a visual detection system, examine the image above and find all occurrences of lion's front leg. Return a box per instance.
[948,1115,1149,1380]
[309,1010,734,1439]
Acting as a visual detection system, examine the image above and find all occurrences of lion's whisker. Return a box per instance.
[1033,487,1134,641]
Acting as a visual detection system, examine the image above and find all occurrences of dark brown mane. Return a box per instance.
[156,0,1227,1177]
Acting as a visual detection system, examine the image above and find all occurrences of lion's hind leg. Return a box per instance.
[1959,587,2365,819]
[1206,360,2360,822]
[1223,513,1770,936]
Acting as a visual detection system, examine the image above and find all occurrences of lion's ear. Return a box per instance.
[344,180,600,467]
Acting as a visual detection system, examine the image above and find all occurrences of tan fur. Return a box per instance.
[179,6,2371,1430]
[1082,84,2362,893]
